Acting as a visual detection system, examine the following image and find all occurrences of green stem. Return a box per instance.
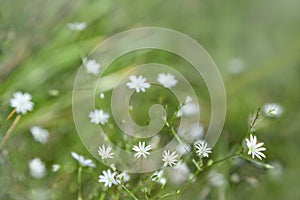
[77,166,83,200]
[121,184,139,200]
[170,126,183,144]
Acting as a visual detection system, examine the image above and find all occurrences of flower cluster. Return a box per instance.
[126,73,178,93]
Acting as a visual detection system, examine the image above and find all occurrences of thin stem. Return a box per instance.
[6,109,16,121]
[236,108,261,154]
[203,153,238,170]
[192,159,201,170]
[170,126,183,144]
[121,184,139,200]
[0,115,21,150]
[156,192,178,200]
[77,166,83,200]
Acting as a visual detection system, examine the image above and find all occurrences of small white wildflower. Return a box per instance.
[126,75,151,93]
[194,141,212,158]
[177,96,199,117]
[10,91,34,114]
[132,141,152,159]
[168,161,190,185]
[245,134,266,160]
[89,109,110,125]
[71,152,96,168]
[29,158,46,179]
[30,126,49,144]
[83,58,101,75]
[98,169,118,188]
[98,145,114,160]
[263,103,283,118]
[162,150,178,167]
[52,164,60,172]
[116,171,130,183]
[67,22,86,31]
[151,170,166,185]
[157,73,178,88]
[99,93,105,99]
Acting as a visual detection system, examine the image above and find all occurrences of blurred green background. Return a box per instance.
[1,0,300,199]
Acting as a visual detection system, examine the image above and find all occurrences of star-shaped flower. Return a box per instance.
[126,75,151,93]
[98,145,114,160]
[162,150,179,167]
[157,73,178,88]
[98,169,118,188]
[71,152,96,168]
[10,91,34,115]
[132,141,152,159]
[194,141,212,158]
[246,134,266,160]
[89,109,110,125]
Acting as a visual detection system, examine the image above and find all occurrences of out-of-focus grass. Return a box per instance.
[1,0,300,199]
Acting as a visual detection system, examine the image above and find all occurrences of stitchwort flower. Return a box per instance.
[89,109,110,125]
[83,58,101,75]
[132,141,152,159]
[98,145,114,160]
[246,134,266,160]
[71,152,96,168]
[29,158,46,179]
[126,75,150,93]
[10,91,34,114]
[157,73,178,88]
[30,126,49,144]
[162,150,179,167]
[195,141,212,158]
[98,169,118,188]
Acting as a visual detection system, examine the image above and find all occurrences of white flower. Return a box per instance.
[263,103,283,118]
[126,75,150,93]
[98,169,118,188]
[30,126,49,144]
[177,96,199,117]
[116,171,130,183]
[83,58,101,75]
[168,161,190,185]
[29,158,46,179]
[10,91,34,114]
[245,134,266,160]
[67,22,86,31]
[89,109,110,125]
[71,152,96,168]
[157,73,178,88]
[162,150,179,167]
[132,141,152,159]
[194,141,212,158]
[52,164,60,172]
[98,145,114,160]
[151,170,166,185]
